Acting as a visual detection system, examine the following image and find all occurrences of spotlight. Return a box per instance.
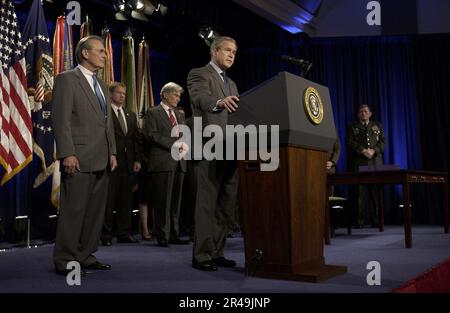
[198,26,219,47]
[131,0,144,10]
[198,26,214,40]
[159,4,168,16]
[114,1,133,21]
[113,0,127,11]
[115,11,128,21]
[113,0,168,22]
[154,3,168,16]
[142,0,155,15]
[131,10,149,21]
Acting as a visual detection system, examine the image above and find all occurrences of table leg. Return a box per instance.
[443,182,449,234]
[324,184,331,245]
[403,182,412,248]
[378,185,384,232]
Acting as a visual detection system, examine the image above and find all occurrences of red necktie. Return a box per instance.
[168,109,177,128]
[168,109,179,137]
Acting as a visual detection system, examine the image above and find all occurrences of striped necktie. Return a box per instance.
[168,109,177,128]
[168,109,179,137]
[92,73,106,115]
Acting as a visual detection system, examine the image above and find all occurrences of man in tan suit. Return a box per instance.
[187,36,240,271]
[52,36,117,275]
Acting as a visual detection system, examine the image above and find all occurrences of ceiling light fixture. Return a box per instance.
[131,0,145,10]
[198,26,219,47]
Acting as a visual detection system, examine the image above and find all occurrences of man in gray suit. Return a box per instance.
[143,82,189,247]
[187,36,240,271]
[52,36,117,275]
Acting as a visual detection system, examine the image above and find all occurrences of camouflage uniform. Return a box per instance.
[347,121,386,226]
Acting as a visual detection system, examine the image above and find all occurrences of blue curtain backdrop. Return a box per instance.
[235,34,449,173]
[1,0,449,241]
[233,33,449,223]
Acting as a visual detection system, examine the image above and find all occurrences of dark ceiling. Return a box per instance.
[14,0,191,53]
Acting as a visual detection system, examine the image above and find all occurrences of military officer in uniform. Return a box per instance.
[346,104,386,227]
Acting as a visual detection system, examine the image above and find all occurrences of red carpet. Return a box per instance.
[393,258,450,293]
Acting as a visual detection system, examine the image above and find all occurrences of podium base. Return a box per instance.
[247,264,347,283]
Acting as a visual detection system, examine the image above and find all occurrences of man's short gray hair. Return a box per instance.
[210,36,237,54]
[160,82,184,97]
[75,35,104,64]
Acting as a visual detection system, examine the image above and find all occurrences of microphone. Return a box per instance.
[281,55,311,66]
[281,55,312,77]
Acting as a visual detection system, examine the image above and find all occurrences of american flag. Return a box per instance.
[0,0,32,185]
[22,0,54,188]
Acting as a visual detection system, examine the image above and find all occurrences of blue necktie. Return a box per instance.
[221,72,231,96]
[92,73,106,115]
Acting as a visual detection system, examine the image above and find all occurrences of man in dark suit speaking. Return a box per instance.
[187,36,240,271]
[52,36,117,275]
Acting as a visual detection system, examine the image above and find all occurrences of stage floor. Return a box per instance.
[0,225,449,293]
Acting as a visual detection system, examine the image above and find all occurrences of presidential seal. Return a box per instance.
[303,87,324,125]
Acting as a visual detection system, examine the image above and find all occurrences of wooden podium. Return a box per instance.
[228,72,347,282]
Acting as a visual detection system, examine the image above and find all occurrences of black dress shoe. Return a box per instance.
[55,268,86,276]
[82,261,111,270]
[213,257,236,267]
[117,235,139,243]
[157,239,169,247]
[101,240,112,246]
[192,260,218,271]
[169,238,190,245]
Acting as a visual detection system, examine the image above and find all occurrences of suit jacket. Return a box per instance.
[327,135,340,173]
[111,107,141,174]
[143,105,187,173]
[52,68,116,172]
[187,63,239,131]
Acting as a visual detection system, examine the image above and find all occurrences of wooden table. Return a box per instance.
[326,170,448,248]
